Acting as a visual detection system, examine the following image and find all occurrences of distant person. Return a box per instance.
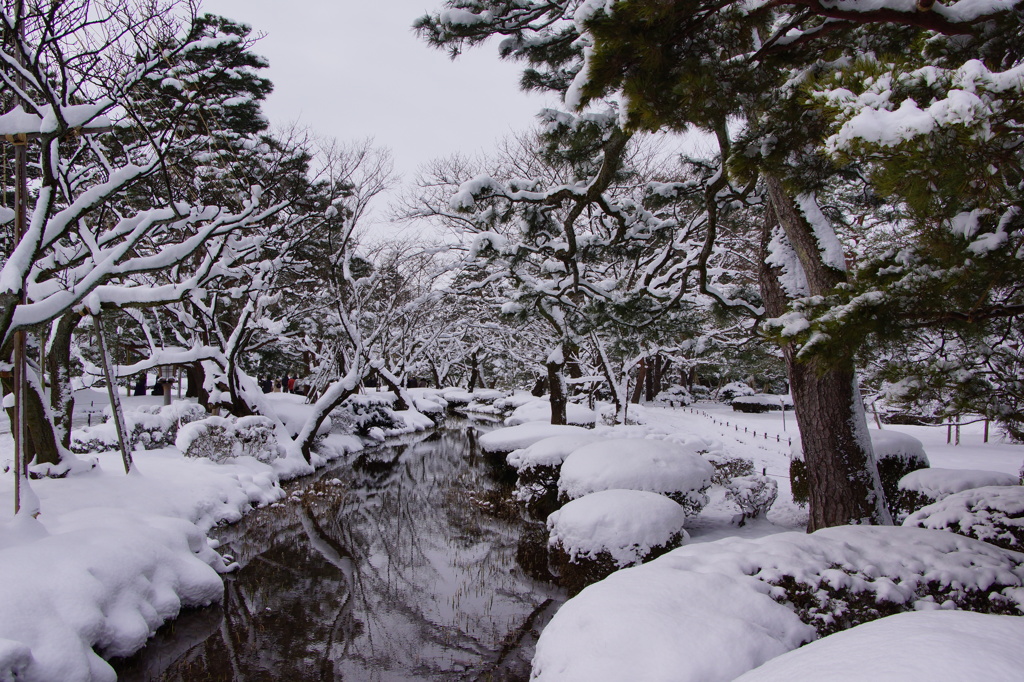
[281,374,290,393]
[288,377,296,393]
[273,379,281,392]
[261,377,272,393]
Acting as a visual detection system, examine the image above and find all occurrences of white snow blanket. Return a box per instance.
[506,434,602,472]
[899,468,1018,499]
[531,526,1024,682]
[547,490,687,567]
[558,438,714,502]
[479,423,591,453]
[0,448,290,681]
[732,610,1024,681]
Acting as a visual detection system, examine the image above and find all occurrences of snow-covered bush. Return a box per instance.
[330,397,405,437]
[903,486,1024,553]
[706,452,756,486]
[653,385,693,407]
[732,610,1024,682]
[689,385,712,400]
[896,468,1019,519]
[507,434,602,517]
[479,423,591,454]
[717,381,755,402]
[176,415,279,463]
[71,402,207,454]
[731,394,793,413]
[790,430,929,515]
[532,526,1024,682]
[547,490,688,594]
[726,475,779,523]
[558,439,714,516]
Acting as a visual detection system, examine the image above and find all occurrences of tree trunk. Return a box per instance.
[645,355,660,402]
[630,358,646,404]
[761,177,890,530]
[547,354,567,425]
[467,351,480,392]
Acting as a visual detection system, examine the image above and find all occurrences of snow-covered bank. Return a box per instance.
[0,391,436,681]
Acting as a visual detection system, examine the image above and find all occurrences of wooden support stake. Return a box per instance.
[91,313,133,474]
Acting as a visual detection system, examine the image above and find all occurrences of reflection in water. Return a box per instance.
[112,422,564,681]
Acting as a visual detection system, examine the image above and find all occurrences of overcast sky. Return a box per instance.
[202,1,552,189]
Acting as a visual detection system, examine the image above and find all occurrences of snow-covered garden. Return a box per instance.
[2,0,1024,679]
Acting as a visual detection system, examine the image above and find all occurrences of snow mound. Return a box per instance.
[0,512,225,681]
[479,423,591,453]
[547,490,688,567]
[732,610,1024,682]
[899,468,1018,500]
[558,439,714,513]
[504,399,597,426]
[872,430,928,463]
[532,526,1024,682]
[506,434,602,472]
[904,485,1024,552]
[532,567,813,682]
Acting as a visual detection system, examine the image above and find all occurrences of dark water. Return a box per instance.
[111,421,564,681]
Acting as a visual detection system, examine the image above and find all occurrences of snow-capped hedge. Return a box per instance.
[791,430,929,518]
[732,394,793,413]
[903,485,1024,552]
[547,489,688,593]
[176,415,280,463]
[897,468,1019,519]
[531,526,1024,682]
[558,439,714,516]
[504,398,597,426]
[732,610,1024,682]
[479,423,591,454]
[71,401,207,454]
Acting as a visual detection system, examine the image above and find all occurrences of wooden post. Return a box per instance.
[984,419,990,443]
[91,313,133,473]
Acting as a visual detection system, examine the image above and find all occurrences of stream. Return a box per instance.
[111,418,565,681]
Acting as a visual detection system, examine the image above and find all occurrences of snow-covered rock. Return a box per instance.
[732,611,1024,682]
[904,485,1024,552]
[558,439,715,515]
[548,489,688,568]
[479,423,591,454]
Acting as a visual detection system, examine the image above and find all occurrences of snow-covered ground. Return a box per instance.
[1,394,1022,681]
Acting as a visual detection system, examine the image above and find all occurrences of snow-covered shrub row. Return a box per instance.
[176,415,280,463]
[732,610,1024,682]
[479,423,591,454]
[71,402,207,454]
[653,385,693,407]
[717,381,755,402]
[726,475,779,523]
[531,526,1024,682]
[558,439,715,516]
[706,452,756,486]
[903,486,1024,553]
[896,468,1019,519]
[547,489,688,594]
[731,394,793,413]
[790,431,929,517]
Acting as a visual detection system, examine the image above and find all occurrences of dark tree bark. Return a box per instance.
[630,358,646,404]
[547,352,567,425]
[467,351,480,392]
[761,177,890,530]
